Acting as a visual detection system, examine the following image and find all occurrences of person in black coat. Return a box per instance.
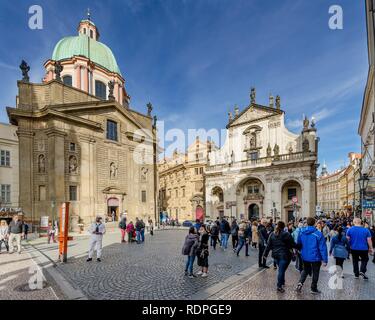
[263,221,296,292]
[258,218,270,268]
[196,225,210,277]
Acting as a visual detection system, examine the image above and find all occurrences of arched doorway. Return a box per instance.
[248,203,259,220]
[195,205,204,222]
[211,186,224,219]
[107,197,119,222]
[281,180,302,222]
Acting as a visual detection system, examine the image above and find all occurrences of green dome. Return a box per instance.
[52,34,122,75]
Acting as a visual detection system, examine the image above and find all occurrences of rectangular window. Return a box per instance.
[106,120,118,141]
[182,188,185,197]
[0,150,10,167]
[175,189,178,198]
[90,30,94,39]
[0,184,11,203]
[141,190,146,202]
[287,188,297,200]
[95,80,107,99]
[69,186,77,201]
[69,143,76,152]
[195,168,199,175]
[39,186,46,201]
[199,167,203,174]
[248,151,258,160]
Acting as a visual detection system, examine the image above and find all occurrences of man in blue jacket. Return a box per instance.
[296,217,328,294]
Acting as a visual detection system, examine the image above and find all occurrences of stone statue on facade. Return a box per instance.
[269,94,274,108]
[303,116,309,131]
[141,167,148,181]
[228,111,233,121]
[273,144,280,160]
[54,61,63,82]
[38,154,45,173]
[250,87,256,104]
[110,162,118,178]
[153,115,157,128]
[231,150,235,164]
[302,138,310,153]
[69,155,78,174]
[250,133,256,149]
[108,81,115,100]
[147,102,153,116]
[266,143,272,157]
[19,60,30,82]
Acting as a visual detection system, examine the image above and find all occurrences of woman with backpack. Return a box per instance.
[196,225,210,278]
[230,219,239,251]
[263,221,296,293]
[329,226,350,278]
[182,226,199,278]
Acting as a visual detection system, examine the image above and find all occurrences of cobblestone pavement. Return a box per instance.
[0,244,59,300]
[31,229,259,300]
[216,254,375,300]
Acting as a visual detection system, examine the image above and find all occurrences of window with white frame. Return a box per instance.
[0,150,10,167]
[0,185,11,203]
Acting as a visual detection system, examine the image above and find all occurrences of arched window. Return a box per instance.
[95,80,106,99]
[62,75,72,87]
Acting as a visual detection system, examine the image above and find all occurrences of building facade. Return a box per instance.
[158,138,216,222]
[0,123,19,217]
[317,153,361,217]
[358,0,375,220]
[7,17,157,230]
[205,90,318,222]
[317,167,344,215]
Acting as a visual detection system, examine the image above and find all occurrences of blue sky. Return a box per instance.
[0,0,368,172]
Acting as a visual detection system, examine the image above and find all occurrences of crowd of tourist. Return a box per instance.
[180,214,375,294]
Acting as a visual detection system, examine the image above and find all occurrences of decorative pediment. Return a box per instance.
[228,104,282,128]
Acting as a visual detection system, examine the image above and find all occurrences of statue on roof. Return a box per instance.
[303,116,309,130]
[108,81,115,100]
[54,61,63,82]
[19,60,30,82]
[250,87,256,104]
[147,102,153,116]
[276,95,281,110]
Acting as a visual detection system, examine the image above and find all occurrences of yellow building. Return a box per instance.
[317,167,344,215]
[158,138,216,222]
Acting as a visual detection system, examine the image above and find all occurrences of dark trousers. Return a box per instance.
[232,235,238,249]
[275,258,290,288]
[335,257,345,268]
[258,244,266,267]
[351,250,369,276]
[299,261,322,291]
[0,239,9,252]
[210,236,218,249]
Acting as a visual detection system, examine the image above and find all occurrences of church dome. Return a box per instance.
[52,34,122,76]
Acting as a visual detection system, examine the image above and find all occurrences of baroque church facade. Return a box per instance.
[205,89,319,222]
[7,17,157,230]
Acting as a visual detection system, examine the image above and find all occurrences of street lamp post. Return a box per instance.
[358,173,370,219]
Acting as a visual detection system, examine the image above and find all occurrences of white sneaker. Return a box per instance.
[201,273,208,278]
[196,270,203,275]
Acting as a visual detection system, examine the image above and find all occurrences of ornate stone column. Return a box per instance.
[17,129,34,223]
[46,128,66,219]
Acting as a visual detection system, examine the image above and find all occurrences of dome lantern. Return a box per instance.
[78,9,100,41]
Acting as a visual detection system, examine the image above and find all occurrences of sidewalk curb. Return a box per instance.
[26,243,88,300]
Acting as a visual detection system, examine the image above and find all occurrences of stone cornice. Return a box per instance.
[45,128,67,137]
